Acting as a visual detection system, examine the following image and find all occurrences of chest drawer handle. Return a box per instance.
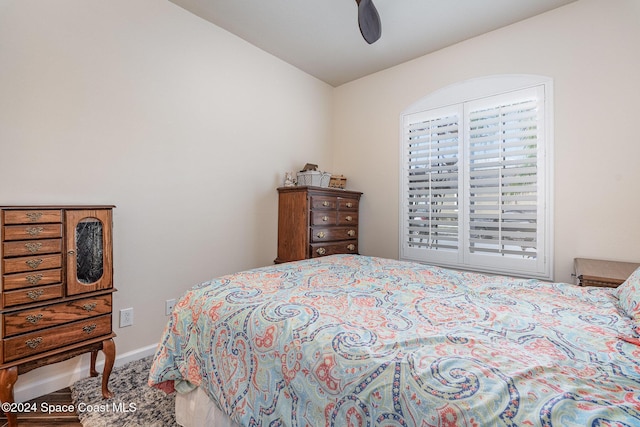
[347,244,356,251]
[25,337,43,349]
[83,302,97,312]
[25,242,43,253]
[26,314,43,324]
[345,202,353,208]
[25,274,43,285]
[83,324,97,334]
[322,216,329,222]
[316,231,326,239]
[322,201,330,207]
[25,258,43,269]
[345,216,353,222]
[26,212,43,222]
[27,289,44,300]
[347,229,356,237]
[316,248,327,255]
[26,227,44,236]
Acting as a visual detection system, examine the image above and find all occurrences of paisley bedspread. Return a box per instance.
[148,255,640,426]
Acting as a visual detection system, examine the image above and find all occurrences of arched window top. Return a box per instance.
[404,74,553,115]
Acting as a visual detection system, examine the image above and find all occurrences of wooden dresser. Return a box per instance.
[275,186,362,263]
[0,206,116,427]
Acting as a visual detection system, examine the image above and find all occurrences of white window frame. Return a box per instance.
[399,75,554,280]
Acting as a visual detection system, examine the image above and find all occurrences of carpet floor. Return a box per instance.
[70,355,178,427]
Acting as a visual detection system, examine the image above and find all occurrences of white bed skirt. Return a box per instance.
[175,387,242,427]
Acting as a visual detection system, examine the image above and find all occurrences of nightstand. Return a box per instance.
[574,258,640,288]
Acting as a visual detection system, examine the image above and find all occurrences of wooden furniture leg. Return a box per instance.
[0,366,18,427]
[90,349,99,377]
[101,338,116,399]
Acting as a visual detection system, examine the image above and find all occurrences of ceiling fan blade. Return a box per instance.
[355,0,381,44]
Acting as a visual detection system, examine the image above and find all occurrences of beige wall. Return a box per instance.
[0,0,333,400]
[333,0,640,284]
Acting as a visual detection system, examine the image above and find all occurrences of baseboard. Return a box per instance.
[14,343,158,403]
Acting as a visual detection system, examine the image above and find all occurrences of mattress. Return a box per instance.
[175,386,240,427]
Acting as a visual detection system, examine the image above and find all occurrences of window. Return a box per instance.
[400,75,553,279]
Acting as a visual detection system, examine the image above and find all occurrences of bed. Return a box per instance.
[148,254,640,426]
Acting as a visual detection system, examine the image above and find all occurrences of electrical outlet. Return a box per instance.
[165,299,176,316]
[119,307,134,327]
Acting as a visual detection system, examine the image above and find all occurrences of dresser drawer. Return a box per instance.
[310,241,358,258]
[310,227,358,243]
[310,196,337,210]
[2,224,63,241]
[2,314,112,362]
[3,295,112,337]
[311,211,337,226]
[337,212,358,226]
[2,269,62,290]
[2,254,62,274]
[2,284,63,308]
[2,239,62,258]
[3,210,62,225]
[338,198,359,210]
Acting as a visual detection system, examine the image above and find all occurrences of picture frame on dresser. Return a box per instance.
[0,205,116,427]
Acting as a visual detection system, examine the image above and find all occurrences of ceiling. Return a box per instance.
[169,0,577,87]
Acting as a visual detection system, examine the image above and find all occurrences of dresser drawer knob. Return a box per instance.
[25,242,43,253]
[83,324,97,334]
[26,314,43,324]
[83,302,97,312]
[25,258,43,269]
[25,274,43,285]
[316,248,327,255]
[26,227,44,236]
[347,244,356,251]
[316,231,326,239]
[346,202,353,208]
[25,212,43,222]
[322,216,329,222]
[347,229,356,237]
[25,337,43,349]
[27,289,44,300]
[322,201,330,207]
[345,216,353,222]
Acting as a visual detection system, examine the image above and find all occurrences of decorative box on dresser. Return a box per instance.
[0,206,116,427]
[275,186,362,263]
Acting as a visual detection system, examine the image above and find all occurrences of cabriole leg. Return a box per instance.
[0,366,18,427]
[101,338,116,399]
[90,349,99,377]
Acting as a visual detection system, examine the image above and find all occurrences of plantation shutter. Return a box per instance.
[465,87,543,269]
[400,77,552,279]
[402,105,463,265]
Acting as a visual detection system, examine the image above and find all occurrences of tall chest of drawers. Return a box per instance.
[0,206,116,427]
[275,186,363,263]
